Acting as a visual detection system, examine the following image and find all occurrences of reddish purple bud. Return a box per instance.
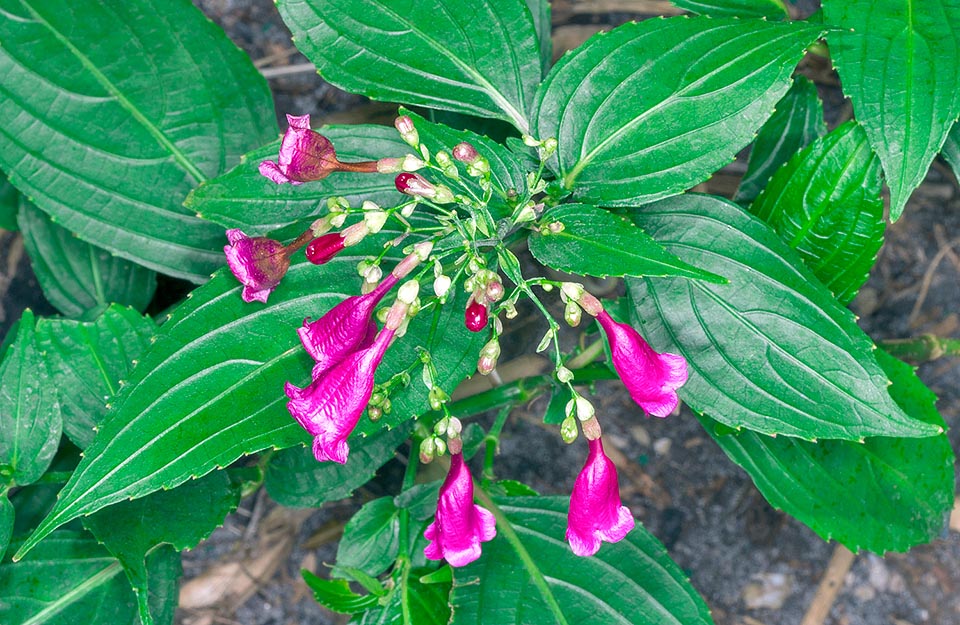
[395,172,436,198]
[452,142,479,163]
[464,298,488,332]
[424,451,497,567]
[596,311,687,418]
[566,438,635,557]
[306,232,346,265]
[259,114,340,185]
[285,325,396,464]
[298,275,399,378]
[223,229,290,303]
[485,279,504,302]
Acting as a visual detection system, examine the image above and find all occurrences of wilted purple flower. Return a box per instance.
[424,451,497,567]
[285,323,396,464]
[259,114,378,184]
[566,438,635,557]
[595,311,687,418]
[297,275,398,379]
[223,229,291,303]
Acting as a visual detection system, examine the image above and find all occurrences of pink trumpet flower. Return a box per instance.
[566,438,635,557]
[259,114,379,184]
[223,229,292,304]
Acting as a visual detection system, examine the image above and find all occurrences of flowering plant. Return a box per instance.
[0,0,956,623]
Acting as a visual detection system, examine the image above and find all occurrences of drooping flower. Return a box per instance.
[259,114,378,184]
[566,438,635,557]
[595,311,687,418]
[223,229,292,303]
[424,450,497,567]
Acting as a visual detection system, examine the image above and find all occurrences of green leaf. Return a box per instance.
[450,496,713,625]
[941,118,960,185]
[336,497,400,579]
[525,0,553,76]
[16,231,483,559]
[529,203,725,283]
[822,0,960,220]
[701,350,954,552]
[187,125,409,234]
[0,173,19,231]
[0,530,180,625]
[0,496,12,559]
[0,310,61,487]
[735,75,826,205]
[0,0,277,281]
[302,570,379,614]
[749,121,884,305]
[626,194,940,440]
[83,470,239,625]
[534,17,822,205]
[353,573,451,625]
[19,201,157,319]
[276,0,541,132]
[265,423,411,508]
[671,0,788,18]
[35,306,155,449]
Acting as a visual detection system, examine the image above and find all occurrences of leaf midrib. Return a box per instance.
[21,1,207,185]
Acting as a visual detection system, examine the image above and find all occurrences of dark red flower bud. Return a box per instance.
[395,172,436,198]
[306,232,345,265]
[465,298,488,332]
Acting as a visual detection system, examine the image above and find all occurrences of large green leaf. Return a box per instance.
[19,201,157,319]
[0,496,12,559]
[276,0,541,132]
[187,125,409,235]
[0,530,180,625]
[450,496,713,625]
[702,350,954,552]
[626,194,940,440]
[941,118,960,185]
[534,17,822,205]
[335,497,400,579]
[671,0,788,18]
[0,310,61,488]
[749,121,884,305]
[0,0,277,281]
[528,203,724,283]
[35,306,155,449]
[822,0,960,221]
[735,75,825,205]
[16,230,483,559]
[83,470,240,625]
[0,173,18,231]
[265,422,411,508]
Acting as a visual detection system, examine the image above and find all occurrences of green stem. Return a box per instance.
[473,488,570,625]
[481,405,512,482]
[880,335,960,363]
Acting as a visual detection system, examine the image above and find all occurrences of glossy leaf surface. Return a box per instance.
[627,194,939,440]
[823,0,960,220]
[450,496,713,625]
[19,201,157,319]
[750,121,884,304]
[335,497,400,579]
[535,17,821,205]
[277,0,541,131]
[702,350,954,552]
[0,0,276,281]
[671,0,788,18]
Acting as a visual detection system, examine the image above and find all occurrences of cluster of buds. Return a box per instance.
[463,266,504,333]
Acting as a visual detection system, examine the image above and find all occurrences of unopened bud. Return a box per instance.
[330,212,347,228]
[446,417,463,438]
[402,154,425,171]
[466,157,490,177]
[561,282,584,302]
[382,398,392,414]
[368,406,383,421]
[306,232,345,265]
[434,437,447,457]
[420,437,436,463]
[522,134,541,147]
[485,279,504,302]
[504,301,518,319]
[342,221,369,247]
[433,185,455,204]
[566,395,595,422]
[376,157,403,173]
[452,142,479,163]
[363,210,387,234]
[581,416,602,440]
[395,115,419,146]
[395,172,435,198]
[540,137,558,158]
[465,298,488,332]
[564,300,582,327]
[556,366,573,384]
[434,274,452,298]
[578,291,604,317]
[413,241,434,261]
[310,216,333,236]
[428,386,449,411]
[560,415,579,443]
[477,338,500,375]
[398,280,420,304]
[363,264,383,284]
[434,416,450,436]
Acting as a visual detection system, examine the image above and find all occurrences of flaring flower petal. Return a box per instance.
[260,113,339,184]
[223,229,289,303]
[566,438,635,557]
[424,452,496,567]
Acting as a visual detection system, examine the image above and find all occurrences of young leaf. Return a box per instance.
[35,306,156,449]
[187,125,409,234]
[0,310,61,488]
[16,234,482,559]
[19,201,157,319]
[735,75,826,205]
[276,0,541,132]
[450,496,713,625]
[302,571,379,614]
[670,0,789,19]
[82,470,240,625]
[700,350,954,553]
[0,530,180,625]
[335,497,401,579]
[534,17,822,205]
[626,194,940,441]
[528,203,724,283]
[0,0,277,281]
[265,423,411,508]
[749,121,884,304]
[822,0,960,221]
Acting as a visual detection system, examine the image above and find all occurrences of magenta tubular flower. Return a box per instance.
[285,324,396,464]
[595,311,688,418]
[566,438,635,557]
[223,229,291,303]
[424,451,497,567]
[297,275,398,378]
[305,232,346,265]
